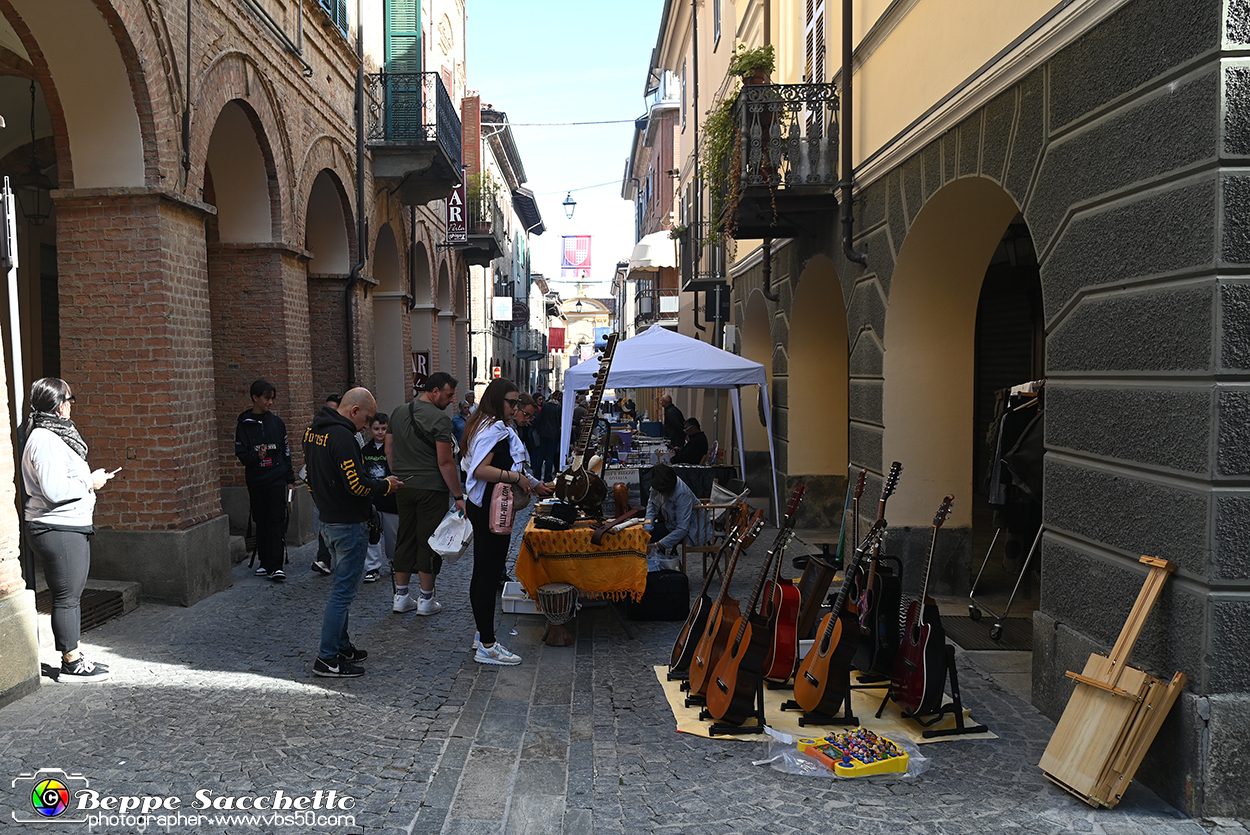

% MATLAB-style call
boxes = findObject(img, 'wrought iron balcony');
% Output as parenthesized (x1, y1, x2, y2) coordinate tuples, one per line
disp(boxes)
(635, 284, 680, 327)
(513, 327, 546, 361)
(721, 82, 840, 239)
(366, 71, 463, 206)
(677, 220, 727, 291)
(458, 190, 506, 267)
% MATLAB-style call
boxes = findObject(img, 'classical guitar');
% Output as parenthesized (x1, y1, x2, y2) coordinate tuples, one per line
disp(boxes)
(793, 518, 889, 716)
(852, 461, 903, 673)
(760, 526, 802, 684)
(796, 468, 866, 640)
(669, 503, 751, 672)
(686, 509, 765, 698)
(705, 485, 807, 725)
(554, 332, 619, 514)
(891, 494, 954, 716)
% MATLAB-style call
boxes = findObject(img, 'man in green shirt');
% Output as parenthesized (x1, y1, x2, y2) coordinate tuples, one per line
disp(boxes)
(386, 372, 465, 615)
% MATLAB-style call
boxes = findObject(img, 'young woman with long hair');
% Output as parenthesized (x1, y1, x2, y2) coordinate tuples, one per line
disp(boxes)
(461, 378, 534, 664)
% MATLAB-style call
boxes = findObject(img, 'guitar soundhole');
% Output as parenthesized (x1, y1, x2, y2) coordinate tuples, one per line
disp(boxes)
(715, 678, 728, 693)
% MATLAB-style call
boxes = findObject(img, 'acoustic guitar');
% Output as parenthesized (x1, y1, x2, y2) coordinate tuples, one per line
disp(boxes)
(668, 503, 752, 672)
(795, 468, 866, 639)
(554, 332, 619, 513)
(792, 518, 889, 716)
(705, 485, 807, 725)
(686, 509, 766, 698)
(891, 494, 954, 716)
(852, 461, 903, 673)
(760, 527, 802, 684)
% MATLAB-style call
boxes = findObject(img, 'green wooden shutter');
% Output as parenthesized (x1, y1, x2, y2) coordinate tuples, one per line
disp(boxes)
(385, 0, 422, 73)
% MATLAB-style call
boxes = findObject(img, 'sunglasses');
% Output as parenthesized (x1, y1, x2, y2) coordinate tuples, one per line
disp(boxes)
(504, 397, 520, 406)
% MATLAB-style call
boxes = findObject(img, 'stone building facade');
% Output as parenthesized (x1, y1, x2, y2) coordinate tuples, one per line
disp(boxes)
(642, 0, 1250, 817)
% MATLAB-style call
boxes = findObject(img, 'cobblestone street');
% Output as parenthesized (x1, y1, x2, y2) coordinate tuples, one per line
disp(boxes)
(1, 514, 1244, 835)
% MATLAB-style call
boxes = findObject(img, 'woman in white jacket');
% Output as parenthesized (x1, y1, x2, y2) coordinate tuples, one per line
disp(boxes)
(22, 378, 117, 682)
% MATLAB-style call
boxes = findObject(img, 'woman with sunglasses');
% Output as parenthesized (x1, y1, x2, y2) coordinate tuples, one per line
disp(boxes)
(461, 378, 535, 665)
(21, 378, 118, 682)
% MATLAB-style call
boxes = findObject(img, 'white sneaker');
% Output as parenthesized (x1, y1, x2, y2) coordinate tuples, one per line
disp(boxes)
(475, 642, 521, 666)
(469, 631, 481, 650)
(392, 593, 419, 614)
(416, 595, 443, 616)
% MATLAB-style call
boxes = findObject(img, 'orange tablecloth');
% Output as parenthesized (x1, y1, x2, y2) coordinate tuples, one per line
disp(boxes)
(516, 519, 648, 603)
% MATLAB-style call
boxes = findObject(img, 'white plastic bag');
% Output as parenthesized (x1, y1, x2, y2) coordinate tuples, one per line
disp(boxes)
(429, 509, 472, 563)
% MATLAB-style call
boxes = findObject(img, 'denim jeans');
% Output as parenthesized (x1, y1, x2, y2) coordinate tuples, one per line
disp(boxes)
(318, 520, 368, 661)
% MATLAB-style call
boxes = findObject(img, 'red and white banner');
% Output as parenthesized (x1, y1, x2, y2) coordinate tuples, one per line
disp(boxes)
(548, 327, 566, 351)
(561, 236, 591, 269)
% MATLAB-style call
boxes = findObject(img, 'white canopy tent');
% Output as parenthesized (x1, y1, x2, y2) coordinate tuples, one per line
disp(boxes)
(559, 324, 780, 521)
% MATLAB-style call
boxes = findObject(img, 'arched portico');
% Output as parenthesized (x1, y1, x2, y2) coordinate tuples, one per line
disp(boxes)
(882, 177, 1020, 531)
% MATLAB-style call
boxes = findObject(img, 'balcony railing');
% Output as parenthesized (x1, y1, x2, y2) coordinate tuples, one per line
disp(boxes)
(734, 82, 839, 188)
(678, 220, 727, 291)
(514, 328, 546, 360)
(636, 285, 680, 326)
(365, 71, 462, 166)
(712, 81, 840, 239)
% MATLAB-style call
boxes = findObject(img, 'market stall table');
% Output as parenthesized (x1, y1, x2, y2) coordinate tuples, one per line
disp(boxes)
(516, 518, 648, 643)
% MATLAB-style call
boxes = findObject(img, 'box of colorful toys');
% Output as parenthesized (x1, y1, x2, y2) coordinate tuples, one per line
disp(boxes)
(796, 729, 909, 777)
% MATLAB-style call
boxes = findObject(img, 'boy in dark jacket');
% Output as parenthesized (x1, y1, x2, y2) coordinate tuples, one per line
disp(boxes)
(304, 388, 402, 677)
(235, 379, 295, 581)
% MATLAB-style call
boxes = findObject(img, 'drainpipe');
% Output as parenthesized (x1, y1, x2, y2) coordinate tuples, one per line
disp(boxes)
(841, 0, 868, 266)
(761, 237, 778, 301)
(182, 0, 192, 179)
(345, 0, 367, 388)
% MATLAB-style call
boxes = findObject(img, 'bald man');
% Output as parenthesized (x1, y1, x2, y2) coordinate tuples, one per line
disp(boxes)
(304, 387, 402, 677)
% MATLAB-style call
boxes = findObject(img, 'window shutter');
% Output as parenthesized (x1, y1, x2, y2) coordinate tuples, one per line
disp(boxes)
(385, 0, 422, 73)
(804, 0, 825, 83)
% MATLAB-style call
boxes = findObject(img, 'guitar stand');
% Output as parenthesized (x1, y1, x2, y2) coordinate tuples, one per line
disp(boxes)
(779, 669, 859, 727)
(875, 644, 988, 738)
(704, 676, 768, 736)
(684, 692, 705, 709)
(666, 668, 689, 682)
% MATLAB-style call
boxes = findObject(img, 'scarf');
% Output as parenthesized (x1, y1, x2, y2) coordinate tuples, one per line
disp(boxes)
(29, 411, 88, 461)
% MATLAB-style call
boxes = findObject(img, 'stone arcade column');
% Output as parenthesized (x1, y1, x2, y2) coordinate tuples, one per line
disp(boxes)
(54, 187, 230, 605)
(1027, 0, 1250, 817)
(210, 243, 315, 539)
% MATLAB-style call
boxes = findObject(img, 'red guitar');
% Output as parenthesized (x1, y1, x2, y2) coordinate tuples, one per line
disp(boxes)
(686, 510, 765, 699)
(760, 526, 802, 683)
(792, 518, 889, 716)
(706, 486, 806, 725)
(891, 494, 954, 716)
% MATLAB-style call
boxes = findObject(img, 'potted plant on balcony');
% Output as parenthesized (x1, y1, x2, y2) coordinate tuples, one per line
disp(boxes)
(466, 172, 502, 234)
(727, 43, 775, 85)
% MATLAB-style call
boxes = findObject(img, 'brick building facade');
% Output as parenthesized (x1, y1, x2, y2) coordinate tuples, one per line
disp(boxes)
(0, 0, 471, 707)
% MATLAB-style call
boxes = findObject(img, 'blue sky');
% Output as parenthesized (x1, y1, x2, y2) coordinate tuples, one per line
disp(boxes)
(466, 0, 664, 299)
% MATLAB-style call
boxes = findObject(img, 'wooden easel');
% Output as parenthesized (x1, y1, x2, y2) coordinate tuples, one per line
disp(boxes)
(1039, 556, 1187, 808)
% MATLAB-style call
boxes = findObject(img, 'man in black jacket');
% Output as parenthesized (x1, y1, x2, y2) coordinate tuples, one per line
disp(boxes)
(671, 418, 709, 465)
(304, 388, 402, 677)
(661, 393, 685, 450)
(235, 380, 296, 581)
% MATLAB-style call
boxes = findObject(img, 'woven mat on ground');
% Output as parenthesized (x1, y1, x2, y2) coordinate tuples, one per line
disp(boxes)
(516, 520, 648, 603)
(653, 666, 996, 745)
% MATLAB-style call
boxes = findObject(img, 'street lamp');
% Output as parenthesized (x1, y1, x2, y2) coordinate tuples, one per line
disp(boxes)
(15, 81, 52, 226)
(562, 192, 576, 220)
(575, 298, 583, 313)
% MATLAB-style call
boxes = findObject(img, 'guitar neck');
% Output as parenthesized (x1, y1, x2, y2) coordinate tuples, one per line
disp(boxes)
(572, 334, 619, 467)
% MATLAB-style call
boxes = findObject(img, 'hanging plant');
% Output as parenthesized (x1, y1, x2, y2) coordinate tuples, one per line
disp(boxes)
(699, 95, 741, 246)
(727, 43, 776, 82)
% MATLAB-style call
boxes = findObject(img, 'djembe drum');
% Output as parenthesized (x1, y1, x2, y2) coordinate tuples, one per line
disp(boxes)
(537, 582, 579, 647)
